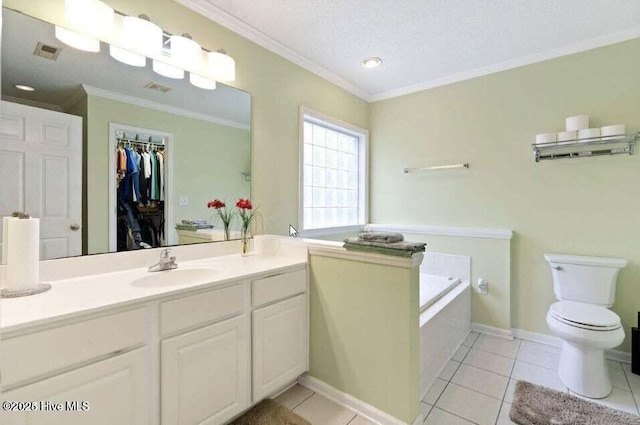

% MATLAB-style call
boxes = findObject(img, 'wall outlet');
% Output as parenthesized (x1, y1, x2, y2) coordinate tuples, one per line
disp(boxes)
(179, 196, 189, 206)
(477, 278, 489, 295)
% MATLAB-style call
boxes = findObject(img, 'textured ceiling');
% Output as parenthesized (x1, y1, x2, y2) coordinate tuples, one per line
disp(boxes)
(180, 0, 640, 101)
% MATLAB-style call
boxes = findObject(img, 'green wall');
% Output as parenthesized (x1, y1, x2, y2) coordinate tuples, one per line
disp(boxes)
(84, 94, 250, 254)
(370, 39, 640, 351)
(309, 255, 420, 424)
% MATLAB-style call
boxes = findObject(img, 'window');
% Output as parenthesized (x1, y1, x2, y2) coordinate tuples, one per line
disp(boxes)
(300, 107, 368, 235)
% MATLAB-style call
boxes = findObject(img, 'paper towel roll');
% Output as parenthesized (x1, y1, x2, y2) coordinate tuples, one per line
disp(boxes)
(6, 218, 40, 291)
(566, 115, 589, 131)
(601, 124, 626, 138)
(578, 128, 601, 140)
(557, 131, 577, 142)
(2, 216, 18, 265)
(536, 133, 556, 144)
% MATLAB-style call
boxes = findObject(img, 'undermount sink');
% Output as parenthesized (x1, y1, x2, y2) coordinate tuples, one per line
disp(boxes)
(131, 268, 219, 288)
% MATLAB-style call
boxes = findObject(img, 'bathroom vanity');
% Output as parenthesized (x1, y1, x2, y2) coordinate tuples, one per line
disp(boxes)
(0, 252, 309, 425)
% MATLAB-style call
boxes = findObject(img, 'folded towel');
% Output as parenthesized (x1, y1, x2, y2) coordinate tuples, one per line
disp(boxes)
(358, 231, 404, 243)
(343, 243, 415, 257)
(344, 237, 426, 253)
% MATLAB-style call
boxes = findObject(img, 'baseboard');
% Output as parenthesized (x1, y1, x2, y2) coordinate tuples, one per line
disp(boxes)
(298, 374, 421, 425)
(471, 322, 514, 340)
(509, 327, 631, 364)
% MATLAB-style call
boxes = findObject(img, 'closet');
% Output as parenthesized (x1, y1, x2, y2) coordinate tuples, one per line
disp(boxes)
(115, 131, 167, 251)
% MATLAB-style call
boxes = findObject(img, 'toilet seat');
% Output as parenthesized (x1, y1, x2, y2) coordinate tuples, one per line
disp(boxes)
(549, 301, 621, 331)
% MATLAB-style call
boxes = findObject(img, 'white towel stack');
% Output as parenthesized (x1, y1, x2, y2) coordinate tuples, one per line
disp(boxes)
(535, 115, 627, 144)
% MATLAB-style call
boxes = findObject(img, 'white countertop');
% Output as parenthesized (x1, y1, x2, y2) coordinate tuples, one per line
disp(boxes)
(1, 253, 307, 334)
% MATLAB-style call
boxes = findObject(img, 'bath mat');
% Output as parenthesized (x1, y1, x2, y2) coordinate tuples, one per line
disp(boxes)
(511, 381, 640, 425)
(230, 399, 311, 425)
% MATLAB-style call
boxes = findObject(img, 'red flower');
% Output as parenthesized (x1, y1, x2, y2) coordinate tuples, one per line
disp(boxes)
(207, 199, 225, 209)
(236, 198, 253, 210)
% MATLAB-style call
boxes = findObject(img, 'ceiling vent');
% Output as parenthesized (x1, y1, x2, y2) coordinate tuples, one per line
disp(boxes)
(33, 42, 62, 60)
(144, 82, 173, 93)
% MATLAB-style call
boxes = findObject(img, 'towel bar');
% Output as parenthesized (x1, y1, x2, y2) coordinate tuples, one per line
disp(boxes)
(403, 163, 469, 173)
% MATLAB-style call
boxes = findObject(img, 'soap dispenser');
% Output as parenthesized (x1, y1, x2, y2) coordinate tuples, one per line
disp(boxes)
(633, 312, 640, 375)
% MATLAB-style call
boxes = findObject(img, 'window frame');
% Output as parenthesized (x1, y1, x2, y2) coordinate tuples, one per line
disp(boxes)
(298, 106, 369, 237)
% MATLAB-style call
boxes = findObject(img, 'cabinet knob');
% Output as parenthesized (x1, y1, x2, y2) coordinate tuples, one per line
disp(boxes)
(70, 224, 81, 231)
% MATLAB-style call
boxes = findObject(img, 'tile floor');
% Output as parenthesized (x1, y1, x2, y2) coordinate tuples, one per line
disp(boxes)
(275, 331, 640, 425)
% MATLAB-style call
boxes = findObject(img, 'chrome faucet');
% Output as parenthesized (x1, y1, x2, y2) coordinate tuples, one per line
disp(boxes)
(148, 248, 178, 272)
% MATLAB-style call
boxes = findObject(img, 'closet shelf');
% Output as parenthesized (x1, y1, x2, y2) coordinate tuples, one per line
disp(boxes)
(532, 133, 638, 162)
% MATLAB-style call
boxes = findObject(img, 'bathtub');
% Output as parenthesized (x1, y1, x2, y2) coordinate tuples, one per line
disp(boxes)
(419, 273, 471, 400)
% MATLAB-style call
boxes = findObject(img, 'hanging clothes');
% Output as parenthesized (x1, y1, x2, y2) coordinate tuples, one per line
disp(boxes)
(138, 149, 149, 205)
(156, 151, 165, 201)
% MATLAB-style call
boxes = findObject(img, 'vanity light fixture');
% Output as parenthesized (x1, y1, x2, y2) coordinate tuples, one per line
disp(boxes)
(190, 74, 217, 90)
(110, 45, 146, 67)
(152, 60, 185, 79)
(55, 26, 100, 52)
(362, 57, 382, 69)
(121, 15, 163, 59)
(64, 0, 114, 38)
(170, 34, 201, 71)
(15, 84, 35, 92)
(206, 50, 236, 81)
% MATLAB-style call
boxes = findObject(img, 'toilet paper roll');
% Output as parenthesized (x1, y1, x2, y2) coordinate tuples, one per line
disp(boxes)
(6, 218, 40, 291)
(557, 131, 577, 142)
(536, 133, 557, 144)
(2, 216, 18, 265)
(566, 115, 589, 131)
(578, 128, 601, 141)
(601, 124, 626, 138)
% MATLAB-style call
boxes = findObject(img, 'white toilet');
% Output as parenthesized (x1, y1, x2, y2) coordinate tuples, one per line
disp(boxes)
(545, 253, 627, 399)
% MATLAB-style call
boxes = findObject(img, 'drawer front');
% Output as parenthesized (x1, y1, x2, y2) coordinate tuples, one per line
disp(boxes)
(252, 269, 307, 307)
(160, 283, 246, 337)
(1, 308, 146, 389)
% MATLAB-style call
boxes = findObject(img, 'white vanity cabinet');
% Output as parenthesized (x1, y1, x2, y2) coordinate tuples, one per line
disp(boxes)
(0, 348, 149, 425)
(0, 308, 149, 425)
(251, 269, 309, 401)
(160, 284, 251, 425)
(0, 263, 309, 425)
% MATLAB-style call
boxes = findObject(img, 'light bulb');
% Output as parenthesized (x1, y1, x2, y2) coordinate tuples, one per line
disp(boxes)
(190, 74, 217, 90)
(121, 16, 163, 59)
(152, 60, 185, 79)
(64, 0, 114, 37)
(55, 26, 100, 52)
(170, 35, 201, 71)
(110, 45, 146, 67)
(206, 51, 235, 81)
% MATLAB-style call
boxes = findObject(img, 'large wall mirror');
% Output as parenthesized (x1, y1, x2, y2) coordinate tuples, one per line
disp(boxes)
(0, 7, 251, 260)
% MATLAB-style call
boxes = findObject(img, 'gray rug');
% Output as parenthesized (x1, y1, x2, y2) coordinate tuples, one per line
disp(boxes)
(230, 399, 311, 425)
(511, 381, 640, 425)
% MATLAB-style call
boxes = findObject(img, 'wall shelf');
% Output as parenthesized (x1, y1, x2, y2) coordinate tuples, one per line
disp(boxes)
(532, 133, 638, 162)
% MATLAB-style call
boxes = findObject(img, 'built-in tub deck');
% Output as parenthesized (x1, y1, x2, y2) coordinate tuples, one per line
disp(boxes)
(420, 274, 462, 312)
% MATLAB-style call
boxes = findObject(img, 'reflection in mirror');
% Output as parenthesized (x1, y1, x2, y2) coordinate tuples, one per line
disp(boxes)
(0, 7, 251, 260)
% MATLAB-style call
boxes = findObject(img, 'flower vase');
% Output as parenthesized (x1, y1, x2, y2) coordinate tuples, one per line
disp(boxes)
(223, 224, 230, 241)
(241, 228, 249, 255)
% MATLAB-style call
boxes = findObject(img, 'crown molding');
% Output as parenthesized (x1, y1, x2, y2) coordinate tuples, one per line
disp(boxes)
(369, 26, 640, 102)
(79, 84, 250, 130)
(176, 0, 372, 101)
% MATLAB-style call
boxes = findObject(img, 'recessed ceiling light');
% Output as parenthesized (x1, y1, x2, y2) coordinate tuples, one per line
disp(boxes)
(362, 57, 382, 69)
(15, 84, 35, 92)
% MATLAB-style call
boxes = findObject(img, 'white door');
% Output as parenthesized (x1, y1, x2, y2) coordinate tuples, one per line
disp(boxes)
(252, 294, 308, 401)
(161, 314, 250, 425)
(0, 101, 82, 259)
(0, 348, 149, 425)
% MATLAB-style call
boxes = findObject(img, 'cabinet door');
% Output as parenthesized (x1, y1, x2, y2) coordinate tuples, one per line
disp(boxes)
(253, 294, 308, 401)
(0, 348, 148, 425)
(161, 314, 250, 425)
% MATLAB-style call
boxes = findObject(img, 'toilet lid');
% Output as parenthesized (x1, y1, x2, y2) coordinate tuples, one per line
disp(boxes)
(550, 301, 621, 331)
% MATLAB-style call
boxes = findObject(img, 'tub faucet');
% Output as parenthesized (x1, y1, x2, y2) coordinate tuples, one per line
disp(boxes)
(148, 248, 178, 272)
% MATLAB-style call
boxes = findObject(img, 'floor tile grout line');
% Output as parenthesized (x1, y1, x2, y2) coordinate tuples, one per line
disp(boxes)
(444, 380, 506, 403)
(343, 412, 358, 425)
(432, 406, 481, 425)
(621, 368, 640, 415)
(461, 358, 515, 379)
(291, 390, 316, 411)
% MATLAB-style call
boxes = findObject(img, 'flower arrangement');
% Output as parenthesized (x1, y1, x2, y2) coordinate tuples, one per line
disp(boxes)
(236, 198, 259, 255)
(206, 197, 260, 253)
(207, 199, 234, 241)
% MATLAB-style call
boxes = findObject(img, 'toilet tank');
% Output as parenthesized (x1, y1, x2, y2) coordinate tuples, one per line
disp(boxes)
(544, 254, 627, 307)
